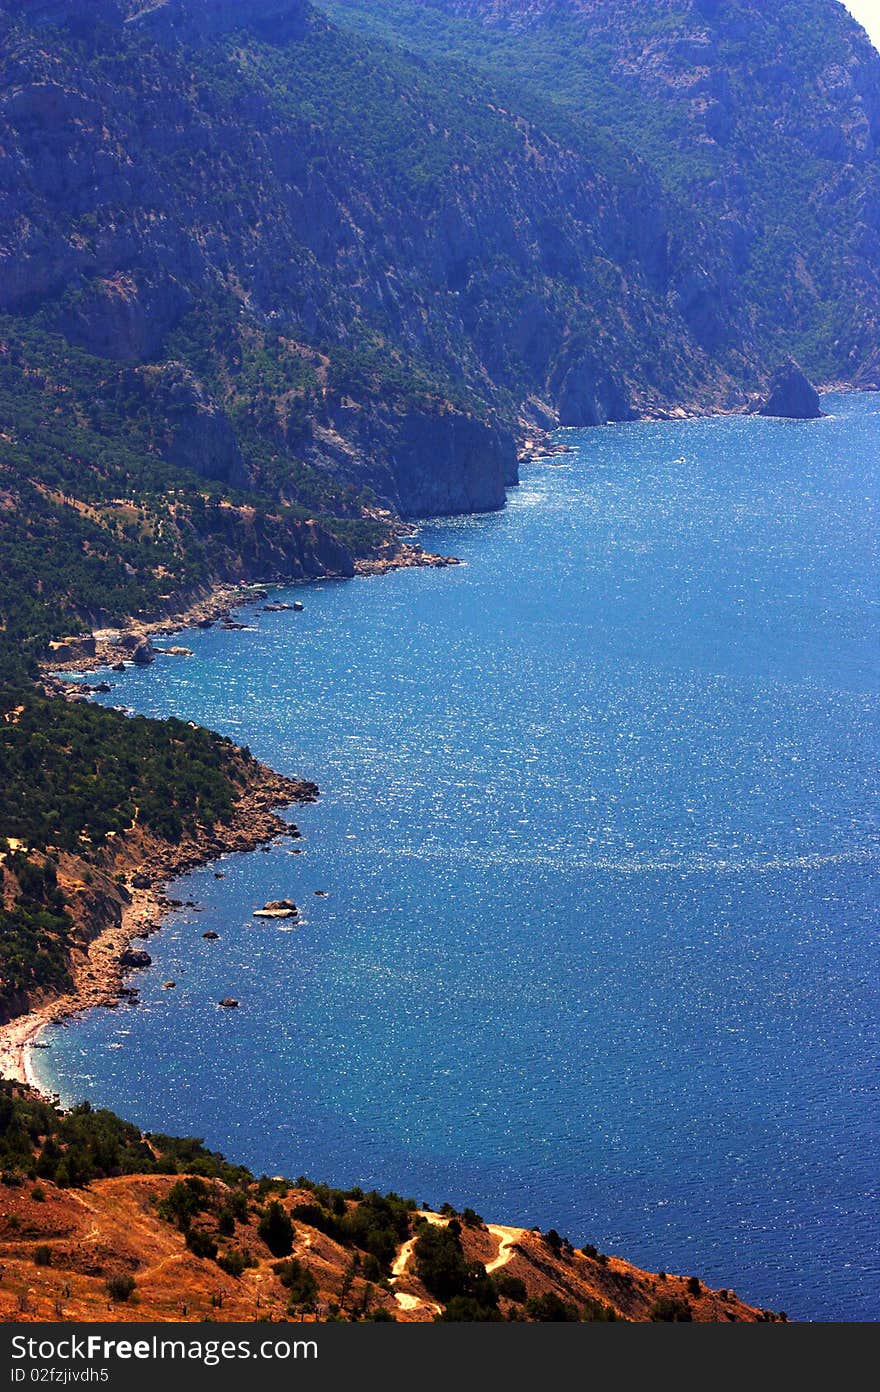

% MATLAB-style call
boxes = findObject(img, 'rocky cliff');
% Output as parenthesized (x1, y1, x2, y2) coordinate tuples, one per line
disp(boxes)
(1, 0, 876, 656)
(0, 0, 822, 536)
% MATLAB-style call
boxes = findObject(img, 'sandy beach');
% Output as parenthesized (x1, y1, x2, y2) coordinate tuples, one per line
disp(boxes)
(0, 882, 169, 1096)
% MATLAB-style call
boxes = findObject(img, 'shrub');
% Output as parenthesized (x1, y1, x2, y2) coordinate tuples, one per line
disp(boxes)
(186, 1228, 218, 1260)
(687, 1276, 702, 1297)
(650, 1295, 693, 1322)
(33, 1244, 52, 1267)
(258, 1200, 294, 1257)
(217, 1249, 249, 1279)
(222, 1192, 249, 1224)
(273, 1258, 318, 1306)
(106, 1274, 136, 1303)
(439, 1295, 504, 1322)
(525, 1292, 580, 1322)
(493, 1272, 527, 1303)
(290, 1202, 340, 1241)
(157, 1177, 210, 1231)
(339, 1192, 411, 1271)
(460, 1208, 483, 1228)
(413, 1223, 497, 1308)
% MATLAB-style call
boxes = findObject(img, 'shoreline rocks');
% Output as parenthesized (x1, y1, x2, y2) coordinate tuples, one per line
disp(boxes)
(118, 948, 151, 970)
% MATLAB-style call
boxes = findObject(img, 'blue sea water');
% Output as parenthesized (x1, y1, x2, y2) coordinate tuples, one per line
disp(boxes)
(40, 393, 878, 1320)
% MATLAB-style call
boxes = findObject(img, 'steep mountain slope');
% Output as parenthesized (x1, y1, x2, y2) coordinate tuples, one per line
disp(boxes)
(322, 0, 880, 386)
(0, 0, 774, 523)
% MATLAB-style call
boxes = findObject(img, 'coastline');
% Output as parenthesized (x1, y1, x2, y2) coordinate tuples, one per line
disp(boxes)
(43, 544, 460, 683)
(0, 766, 318, 1098)
(17, 531, 460, 1092)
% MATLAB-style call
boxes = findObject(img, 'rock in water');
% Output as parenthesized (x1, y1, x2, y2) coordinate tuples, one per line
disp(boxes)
(758, 361, 823, 419)
(254, 898, 298, 919)
(119, 948, 152, 970)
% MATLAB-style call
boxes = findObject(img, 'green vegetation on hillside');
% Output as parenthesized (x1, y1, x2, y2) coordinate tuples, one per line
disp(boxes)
(0, 698, 247, 851)
(0, 695, 256, 1014)
(320, 0, 880, 380)
(0, 1082, 252, 1188)
(0, 316, 389, 688)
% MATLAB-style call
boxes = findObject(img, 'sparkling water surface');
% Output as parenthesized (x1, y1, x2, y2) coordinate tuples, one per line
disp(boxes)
(40, 393, 879, 1320)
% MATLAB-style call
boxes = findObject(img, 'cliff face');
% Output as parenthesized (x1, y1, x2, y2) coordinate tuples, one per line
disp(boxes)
(300, 397, 517, 515)
(0, 0, 778, 532)
(758, 360, 823, 419)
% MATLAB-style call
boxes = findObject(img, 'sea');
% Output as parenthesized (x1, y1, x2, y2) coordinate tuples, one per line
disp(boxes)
(38, 391, 879, 1320)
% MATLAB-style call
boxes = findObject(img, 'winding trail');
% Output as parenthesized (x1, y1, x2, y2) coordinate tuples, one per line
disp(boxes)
(484, 1224, 524, 1274)
(390, 1212, 447, 1314)
(390, 1213, 524, 1313)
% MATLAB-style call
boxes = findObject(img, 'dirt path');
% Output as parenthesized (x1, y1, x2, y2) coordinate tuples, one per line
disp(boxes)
(390, 1212, 448, 1315)
(485, 1224, 525, 1273)
(390, 1212, 523, 1314)
(391, 1234, 418, 1279)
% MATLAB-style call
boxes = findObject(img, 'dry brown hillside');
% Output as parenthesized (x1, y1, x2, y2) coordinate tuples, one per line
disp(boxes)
(0, 1171, 783, 1324)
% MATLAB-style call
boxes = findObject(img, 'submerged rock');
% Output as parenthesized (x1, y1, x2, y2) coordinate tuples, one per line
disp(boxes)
(758, 360, 823, 418)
